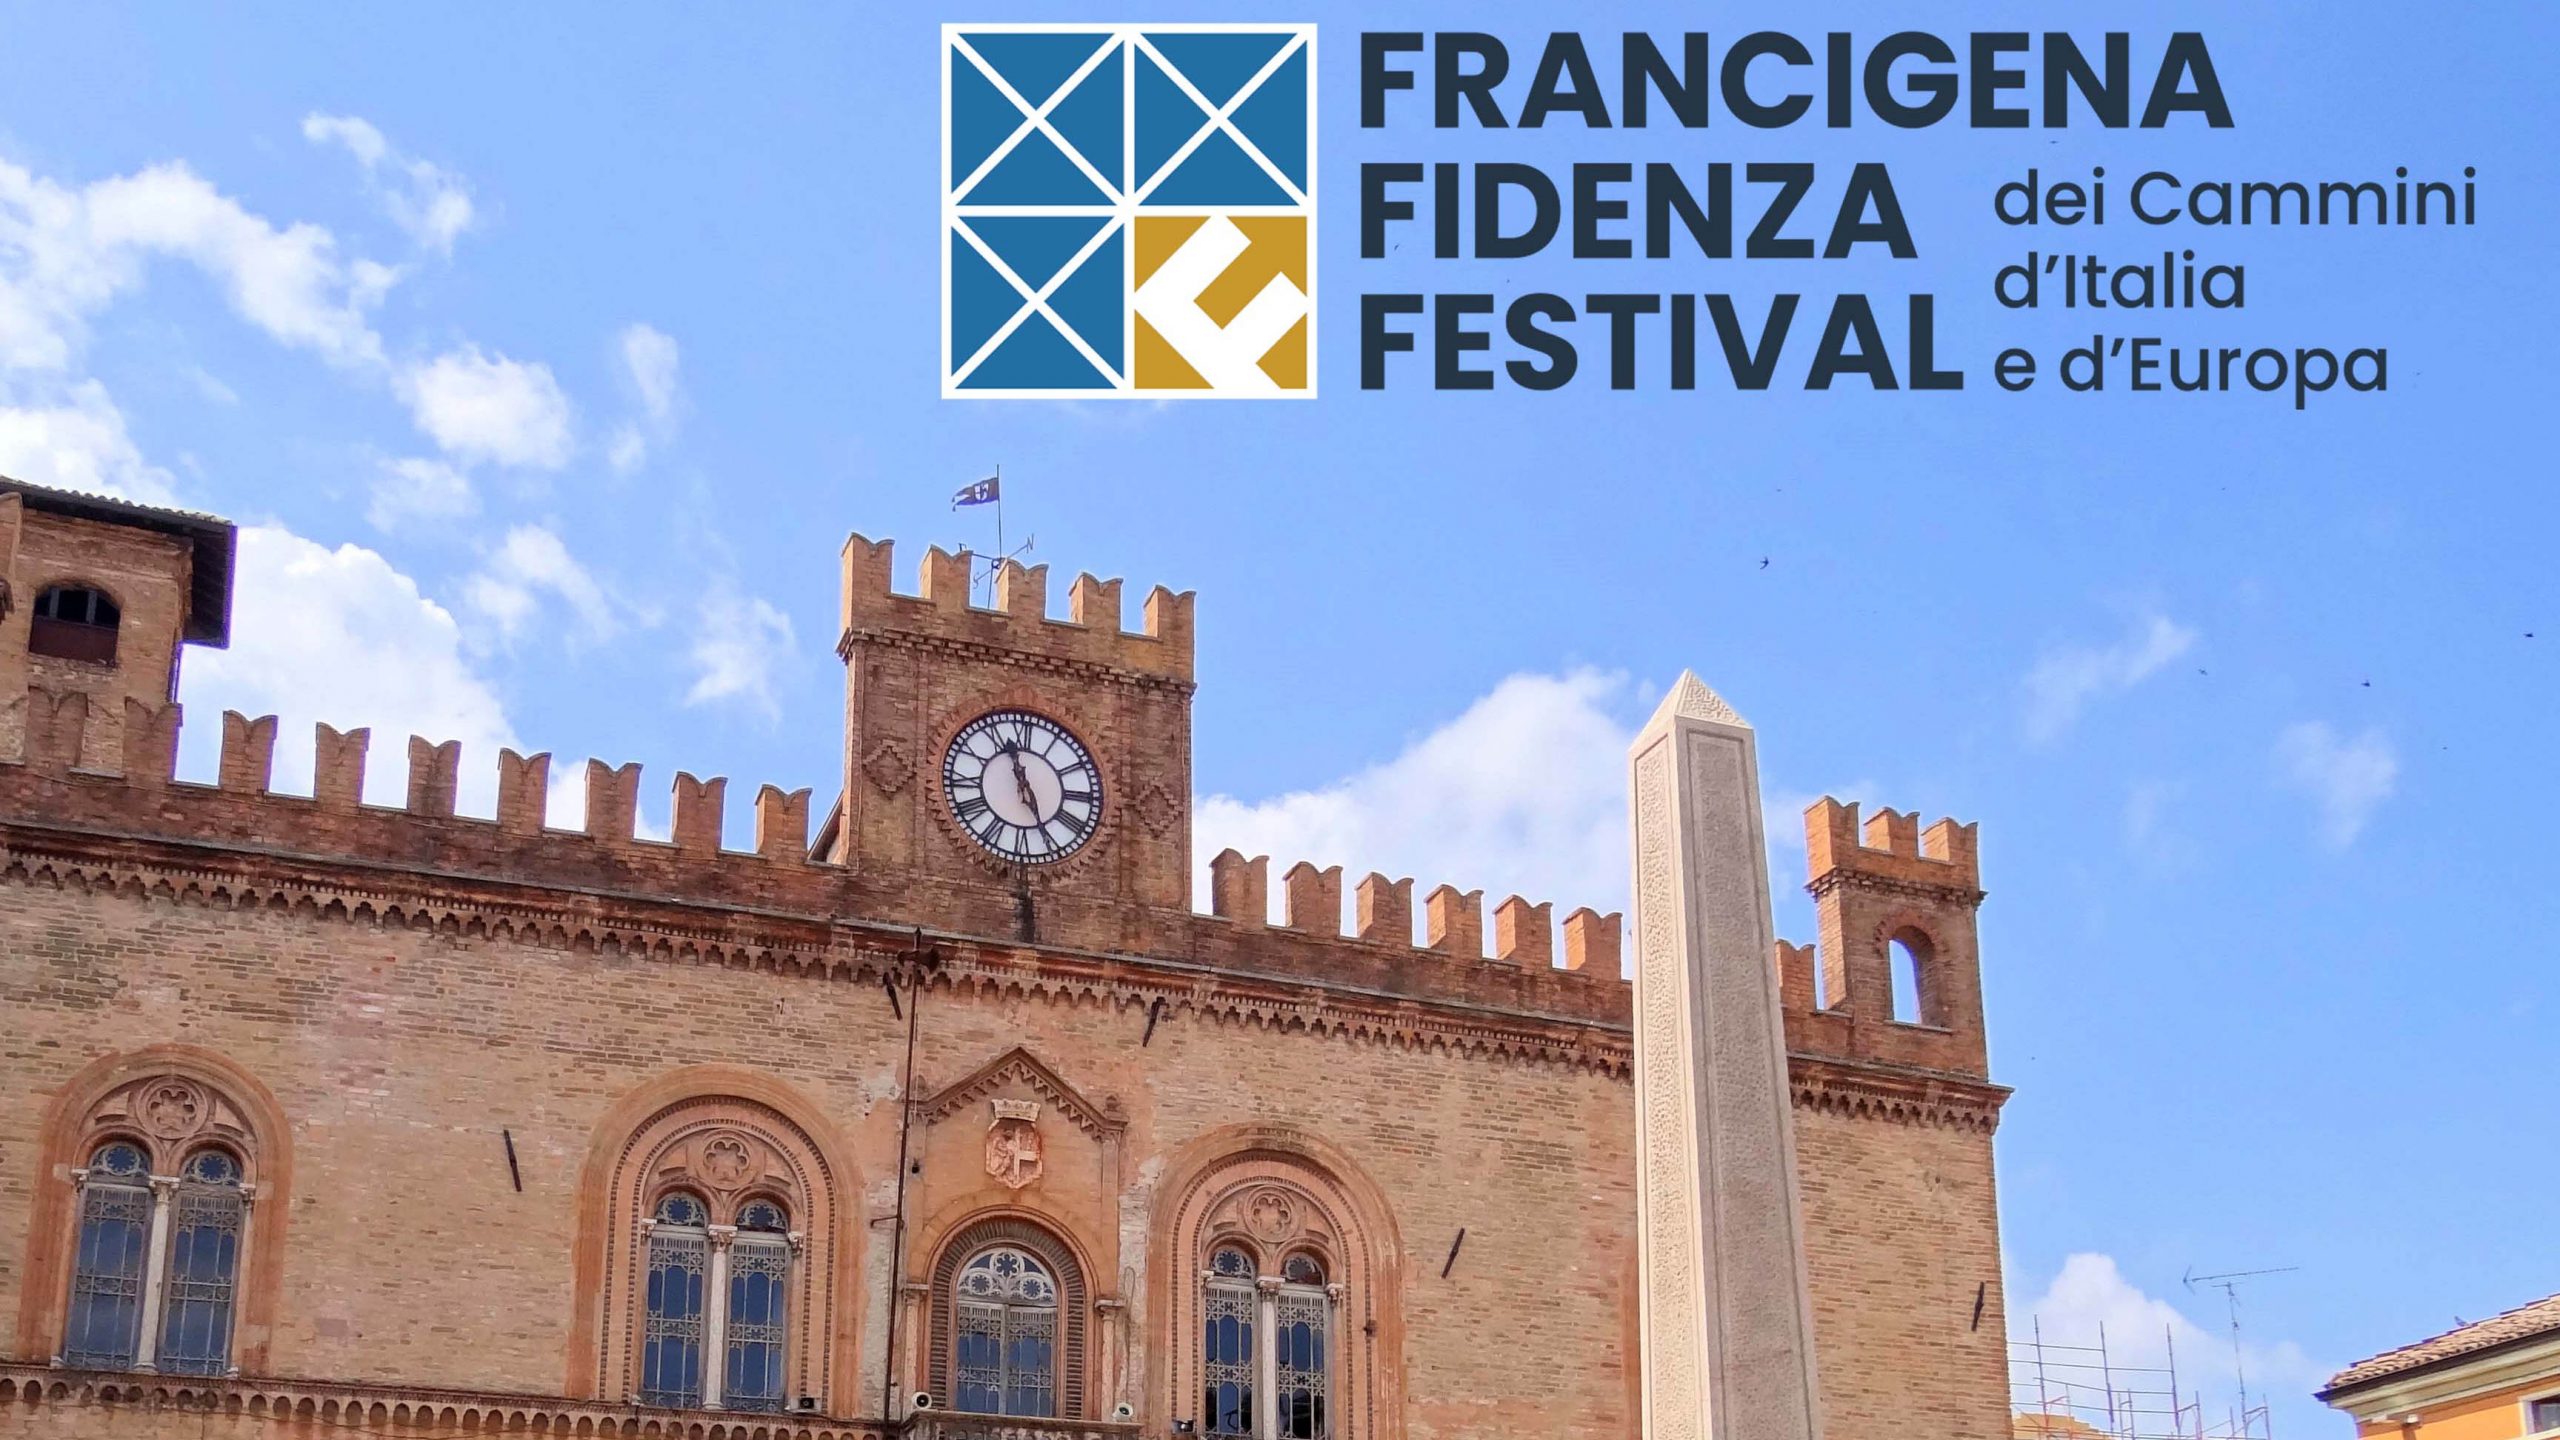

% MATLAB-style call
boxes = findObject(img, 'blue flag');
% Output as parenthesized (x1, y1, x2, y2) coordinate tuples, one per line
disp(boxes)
(952, 476, 1000, 507)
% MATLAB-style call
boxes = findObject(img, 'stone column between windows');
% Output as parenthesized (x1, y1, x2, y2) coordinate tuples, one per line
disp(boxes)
(1095, 1294, 1128, 1418)
(702, 1225, 737, 1410)
(897, 1281, 929, 1416)
(1255, 1276, 1283, 1440)
(130, 1175, 180, 1373)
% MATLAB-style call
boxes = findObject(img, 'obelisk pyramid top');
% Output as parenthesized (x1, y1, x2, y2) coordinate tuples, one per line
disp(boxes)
(1644, 670, 1749, 732)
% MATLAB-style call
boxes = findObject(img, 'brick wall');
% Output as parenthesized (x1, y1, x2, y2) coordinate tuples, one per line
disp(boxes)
(0, 866, 1637, 1439)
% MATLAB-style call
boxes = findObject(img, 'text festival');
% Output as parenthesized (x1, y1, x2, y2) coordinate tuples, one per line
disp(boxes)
(1354, 32, 2436, 400)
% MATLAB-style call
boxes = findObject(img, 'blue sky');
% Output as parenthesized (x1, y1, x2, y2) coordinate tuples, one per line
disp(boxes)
(4, 5, 2553, 1434)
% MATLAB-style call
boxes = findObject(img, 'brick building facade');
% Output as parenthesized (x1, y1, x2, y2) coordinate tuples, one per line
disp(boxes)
(0, 477, 2011, 1439)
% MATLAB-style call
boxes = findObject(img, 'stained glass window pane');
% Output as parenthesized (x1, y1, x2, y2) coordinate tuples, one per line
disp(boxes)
(63, 1177, 150, 1370)
(158, 1176, 242, 1376)
(640, 1226, 707, 1407)
(725, 1236, 790, 1412)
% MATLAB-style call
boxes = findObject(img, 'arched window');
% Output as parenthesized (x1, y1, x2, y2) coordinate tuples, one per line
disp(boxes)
(726, 1199, 793, 1412)
(30, 584, 121, 663)
(1197, 1239, 1335, 1440)
(1163, 1142, 1399, 1440)
(1888, 933, 1930, 1025)
(62, 1142, 150, 1369)
(631, 1179, 802, 1413)
(640, 1193, 709, 1407)
(157, 1148, 245, 1376)
(928, 1218, 1088, 1419)
(1203, 1247, 1257, 1435)
(55, 1075, 264, 1377)
(581, 1088, 842, 1415)
(1274, 1254, 1330, 1440)
(952, 1246, 1059, 1417)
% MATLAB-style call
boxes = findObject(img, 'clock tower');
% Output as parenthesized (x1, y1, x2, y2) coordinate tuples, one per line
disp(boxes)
(831, 533, 1196, 953)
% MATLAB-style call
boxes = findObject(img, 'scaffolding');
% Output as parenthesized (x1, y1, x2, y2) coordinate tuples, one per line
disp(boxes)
(2011, 1317, 2274, 1440)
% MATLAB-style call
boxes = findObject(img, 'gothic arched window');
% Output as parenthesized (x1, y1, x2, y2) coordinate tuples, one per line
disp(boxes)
(54, 1070, 267, 1378)
(630, 1178, 802, 1413)
(726, 1198, 793, 1412)
(953, 1246, 1059, 1417)
(928, 1218, 1088, 1419)
(1196, 1239, 1334, 1440)
(61, 1142, 150, 1369)
(156, 1148, 246, 1376)
(30, 583, 122, 663)
(1165, 1144, 1400, 1440)
(583, 1090, 840, 1415)
(639, 1193, 710, 1408)
(1203, 1246, 1257, 1435)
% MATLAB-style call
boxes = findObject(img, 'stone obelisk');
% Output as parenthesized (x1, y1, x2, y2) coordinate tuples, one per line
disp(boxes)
(1628, 674, 1823, 1440)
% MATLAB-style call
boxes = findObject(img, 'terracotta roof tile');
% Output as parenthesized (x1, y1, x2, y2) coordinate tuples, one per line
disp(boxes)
(2323, 1292, 2560, 1395)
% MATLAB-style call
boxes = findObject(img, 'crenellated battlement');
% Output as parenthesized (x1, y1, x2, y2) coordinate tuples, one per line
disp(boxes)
(0, 685, 1629, 1046)
(1805, 797, 1981, 898)
(837, 533, 1194, 686)
(4, 688, 819, 865)
(1203, 846, 1626, 978)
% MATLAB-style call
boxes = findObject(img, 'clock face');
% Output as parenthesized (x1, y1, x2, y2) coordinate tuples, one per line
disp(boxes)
(942, 709, 1104, 864)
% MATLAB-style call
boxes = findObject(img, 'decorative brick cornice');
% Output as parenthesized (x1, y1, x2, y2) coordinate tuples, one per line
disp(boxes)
(838, 627, 1197, 700)
(0, 829, 1633, 1081)
(0, 1364, 893, 1437)
(1787, 1054, 2010, 1133)
(1805, 869, 1986, 908)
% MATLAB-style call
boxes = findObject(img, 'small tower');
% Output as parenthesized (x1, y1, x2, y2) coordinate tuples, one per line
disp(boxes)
(1800, 798, 1989, 1076)
(0, 478, 234, 771)
(1778, 798, 2011, 1440)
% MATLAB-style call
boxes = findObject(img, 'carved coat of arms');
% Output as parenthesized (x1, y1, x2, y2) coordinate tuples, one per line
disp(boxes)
(985, 1098, 1043, 1190)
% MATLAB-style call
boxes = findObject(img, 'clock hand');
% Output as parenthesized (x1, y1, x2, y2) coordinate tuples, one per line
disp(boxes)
(1006, 749, 1040, 812)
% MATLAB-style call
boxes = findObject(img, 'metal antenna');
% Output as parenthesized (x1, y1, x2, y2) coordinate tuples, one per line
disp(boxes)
(2184, 1265, 2298, 1439)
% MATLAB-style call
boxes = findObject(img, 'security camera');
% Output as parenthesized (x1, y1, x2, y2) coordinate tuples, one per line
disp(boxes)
(1113, 1401, 1136, 1419)
(911, 1391, 936, 1411)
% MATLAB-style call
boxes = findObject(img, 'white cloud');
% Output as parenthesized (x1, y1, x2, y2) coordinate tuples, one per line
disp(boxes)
(0, 378, 181, 504)
(684, 585, 795, 718)
(81, 163, 390, 370)
(462, 523, 619, 644)
(2011, 1254, 2328, 1438)
(606, 424, 647, 475)
(618, 323, 680, 425)
(1194, 670, 1638, 937)
(0, 155, 390, 374)
(2023, 613, 2198, 742)
(366, 455, 478, 530)
(2274, 721, 2397, 848)
(183, 524, 518, 810)
(401, 345, 571, 469)
(606, 323, 680, 473)
(301, 113, 476, 256)
(184, 365, 238, 406)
